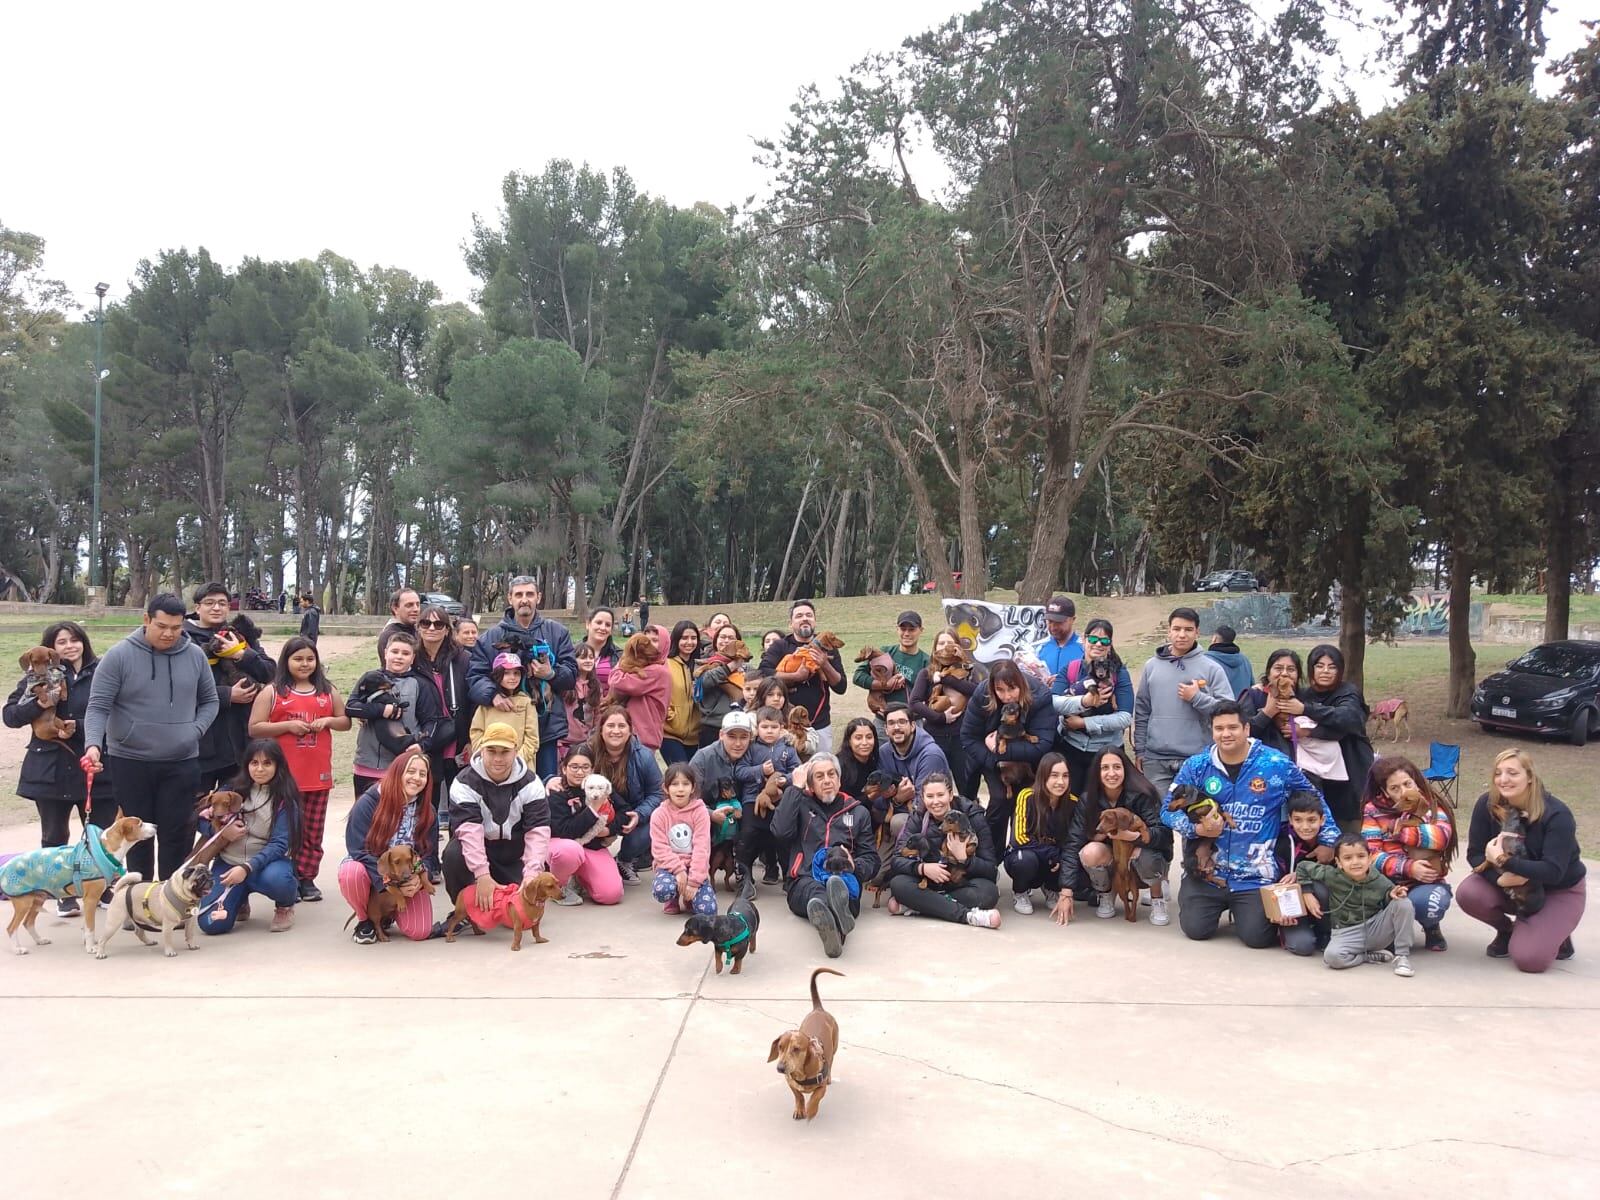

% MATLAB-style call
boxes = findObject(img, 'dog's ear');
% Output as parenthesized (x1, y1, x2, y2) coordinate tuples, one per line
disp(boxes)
(767, 1036, 784, 1063)
(18, 650, 35, 669)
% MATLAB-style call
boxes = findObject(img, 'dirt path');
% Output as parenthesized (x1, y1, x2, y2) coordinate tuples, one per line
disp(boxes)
(0, 634, 372, 827)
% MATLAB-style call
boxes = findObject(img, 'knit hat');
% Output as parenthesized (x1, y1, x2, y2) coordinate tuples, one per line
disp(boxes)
(480, 722, 519, 750)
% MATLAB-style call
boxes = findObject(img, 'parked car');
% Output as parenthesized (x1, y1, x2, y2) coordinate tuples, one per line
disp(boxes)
(422, 592, 467, 617)
(1472, 640, 1600, 746)
(1192, 570, 1260, 592)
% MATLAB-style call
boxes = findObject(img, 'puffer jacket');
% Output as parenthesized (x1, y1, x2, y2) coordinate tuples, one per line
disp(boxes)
(4, 658, 116, 809)
(890, 795, 998, 882)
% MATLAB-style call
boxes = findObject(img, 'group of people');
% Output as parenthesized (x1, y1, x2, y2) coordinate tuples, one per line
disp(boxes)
(2, 582, 1585, 975)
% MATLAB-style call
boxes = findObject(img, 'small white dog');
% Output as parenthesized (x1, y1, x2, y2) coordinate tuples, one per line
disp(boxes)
(581, 773, 615, 816)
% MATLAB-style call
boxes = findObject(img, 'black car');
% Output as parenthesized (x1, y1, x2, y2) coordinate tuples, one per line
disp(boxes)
(422, 592, 467, 618)
(1472, 641, 1600, 746)
(1193, 570, 1260, 592)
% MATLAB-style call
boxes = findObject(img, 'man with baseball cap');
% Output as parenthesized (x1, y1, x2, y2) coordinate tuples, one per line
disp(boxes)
(1037, 595, 1083, 683)
(853, 609, 930, 715)
(690, 711, 764, 870)
(439, 720, 551, 928)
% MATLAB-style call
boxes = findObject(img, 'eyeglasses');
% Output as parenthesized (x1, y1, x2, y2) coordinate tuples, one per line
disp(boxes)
(418, 618, 448, 629)
(1085, 635, 1112, 646)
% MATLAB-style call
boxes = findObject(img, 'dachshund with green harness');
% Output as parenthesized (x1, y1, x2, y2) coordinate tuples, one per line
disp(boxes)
(676, 868, 760, 974)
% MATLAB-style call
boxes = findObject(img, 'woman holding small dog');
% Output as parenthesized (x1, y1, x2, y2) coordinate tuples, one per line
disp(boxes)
(607, 631, 672, 754)
(197, 739, 303, 935)
(1361, 755, 1457, 952)
(1054, 748, 1169, 926)
(1002, 752, 1075, 916)
(340, 747, 437, 944)
(887, 773, 1003, 927)
(695, 623, 748, 748)
(1458, 748, 1585, 972)
(960, 660, 1059, 857)
(1297, 645, 1375, 830)
(585, 706, 665, 885)
(4, 620, 118, 918)
(1050, 618, 1135, 797)
(909, 627, 980, 799)
(544, 748, 624, 907)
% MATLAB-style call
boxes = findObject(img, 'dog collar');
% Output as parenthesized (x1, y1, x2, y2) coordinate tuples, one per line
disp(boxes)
(793, 1064, 830, 1089)
(718, 911, 751, 964)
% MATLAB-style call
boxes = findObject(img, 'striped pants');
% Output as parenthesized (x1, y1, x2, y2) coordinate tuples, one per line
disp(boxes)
(337, 859, 435, 940)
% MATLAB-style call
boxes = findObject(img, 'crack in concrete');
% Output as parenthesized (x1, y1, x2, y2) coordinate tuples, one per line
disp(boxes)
(1280, 1137, 1600, 1170)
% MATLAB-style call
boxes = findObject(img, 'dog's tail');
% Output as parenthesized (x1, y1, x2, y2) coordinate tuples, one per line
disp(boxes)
(809, 966, 844, 1010)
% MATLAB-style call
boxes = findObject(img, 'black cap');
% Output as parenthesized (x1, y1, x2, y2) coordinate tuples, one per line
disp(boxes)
(896, 610, 923, 629)
(1043, 596, 1075, 619)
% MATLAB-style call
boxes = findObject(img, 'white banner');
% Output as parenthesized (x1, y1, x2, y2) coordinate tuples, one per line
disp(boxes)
(941, 598, 1051, 669)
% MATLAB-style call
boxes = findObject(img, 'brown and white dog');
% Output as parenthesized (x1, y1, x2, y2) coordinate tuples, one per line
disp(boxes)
(17, 646, 73, 742)
(768, 967, 844, 1121)
(94, 863, 215, 959)
(1, 813, 155, 954)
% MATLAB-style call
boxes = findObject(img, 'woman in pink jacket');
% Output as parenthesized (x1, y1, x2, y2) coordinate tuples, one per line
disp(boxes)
(606, 631, 670, 751)
(649, 763, 715, 915)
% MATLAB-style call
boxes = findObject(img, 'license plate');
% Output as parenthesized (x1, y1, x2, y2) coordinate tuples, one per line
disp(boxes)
(1492, 706, 1516, 718)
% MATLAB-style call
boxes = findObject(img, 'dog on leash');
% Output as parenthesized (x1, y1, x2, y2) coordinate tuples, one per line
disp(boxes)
(17, 647, 73, 742)
(342, 846, 434, 941)
(678, 868, 761, 974)
(768, 968, 845, 1121)
(1094, 808, 1148, 922)
(1369, 698, 1410, 742)
(446, 871, 563, 950)
(1, 813, 155, 954)
(187, 790, 247, 867)
(94, 863, 215, 958)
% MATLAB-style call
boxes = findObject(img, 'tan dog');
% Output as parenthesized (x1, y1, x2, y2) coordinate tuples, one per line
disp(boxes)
(784, 706, 819, 763)
(754, 770, 787, 819)
(17, 647, 73, 742)
(615, 632, 662, 676)
(926, 646, 971, 719)
(1369, 698, 1410, 742)
(446, 871, 563, 950)
(1, 813, 155, 954)
(1095, 808, 1148, 922)
(94, 863, 215, 958)
(768, 968, 844, 1121)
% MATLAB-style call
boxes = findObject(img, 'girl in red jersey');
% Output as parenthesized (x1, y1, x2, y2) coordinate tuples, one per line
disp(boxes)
(249, 635, 351, 902)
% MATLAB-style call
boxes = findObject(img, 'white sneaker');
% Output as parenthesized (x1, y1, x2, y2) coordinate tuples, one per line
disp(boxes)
(1364, 949, 1395, 964)
(1149, 898, 1170, 926)
(964, 907, 1002, 929)
(1012, 892, 1034, 916)
(1095, 892, 1116, 919)
(554, 879, 583, 906)
(1393, 955, 1414, 977)
(1139, 887, 1152, 907)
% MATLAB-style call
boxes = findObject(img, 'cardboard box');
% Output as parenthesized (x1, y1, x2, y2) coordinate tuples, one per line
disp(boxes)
(1260, 881, 1306, 922)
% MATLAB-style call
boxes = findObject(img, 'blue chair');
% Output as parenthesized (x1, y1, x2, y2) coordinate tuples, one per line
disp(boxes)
(1422, 742, 1461, 802)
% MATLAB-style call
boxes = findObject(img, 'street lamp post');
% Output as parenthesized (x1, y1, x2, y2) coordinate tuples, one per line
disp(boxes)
(89, 282, 108, 596)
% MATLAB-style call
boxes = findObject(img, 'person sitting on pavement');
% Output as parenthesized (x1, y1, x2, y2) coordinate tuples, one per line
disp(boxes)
(543, 747, 624, 908)
(852, 610, 930, 713)
(887, 772, 1003, 928)
(771, 752, 878, 958)
(1054, 747, 1170, 927)
(877, 702, 951, 829)
(1160, 702, 1337, 948)
(584, 705, 665, 885)
(1002, 752, 1075, 917)
(339, 747, 437, 944)
(1361, 755, 1457, 953)
(690, 711, 767, 871)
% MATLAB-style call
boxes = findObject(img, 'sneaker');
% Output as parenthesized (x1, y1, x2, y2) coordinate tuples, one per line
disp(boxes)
(1423, 926, 1447, 952)
(555, 879, 582, 906)
(1364, 949, 1395, 964)
(618, 861, 641, 886)
(663, 898, 681, 915)
(1095, 892, 1115, 919)
(297, 879, 323, 903)
(1557, 937, 1575, 961)
(1486, 929, 1512, 958)
(427, 869, 443, 887)
(56, 897, 81, 919)
(761, 863, 781, 885)
(429, 917, 472, 940)
(1393, 955, 1414, 977)
(964, 907, 1002, 929)
(1150, 898, 1170, 926)
(352, 920, 378, 945)
(1139, 887, 1152, 907)
(1041, 889, 1060, 908)
(237, 901, 252, 922)
(269, 906, 294, 933)
(1012, 892, 1035, 916)
(806, 897, 843, 957)
(825, 875, 855, 937)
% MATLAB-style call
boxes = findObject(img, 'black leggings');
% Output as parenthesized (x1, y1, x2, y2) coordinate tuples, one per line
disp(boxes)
(106, 755, 200, 882)
(887, 873, 1000, 922)
(735, 820, 781, 874)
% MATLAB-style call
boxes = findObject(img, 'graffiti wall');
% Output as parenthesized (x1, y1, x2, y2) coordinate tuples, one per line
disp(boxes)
(1398, 590, 1485, 637)
(1200, 591, 1483, 638)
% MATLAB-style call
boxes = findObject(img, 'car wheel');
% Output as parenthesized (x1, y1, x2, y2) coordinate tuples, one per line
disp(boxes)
(1478, 721, 1494, 734)
(1569, 708, 1593, 748)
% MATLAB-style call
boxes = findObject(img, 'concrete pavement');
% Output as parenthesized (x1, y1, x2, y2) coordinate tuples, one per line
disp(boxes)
(2, 814, 1596, 1199)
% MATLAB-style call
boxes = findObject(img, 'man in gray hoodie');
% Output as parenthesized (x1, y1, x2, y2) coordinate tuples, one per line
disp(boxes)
(83, 594, 220, 882)
(1133, 607, 1234, 797)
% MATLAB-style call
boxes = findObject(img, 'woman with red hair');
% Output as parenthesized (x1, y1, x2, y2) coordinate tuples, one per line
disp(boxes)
(337, 747, 436, 944)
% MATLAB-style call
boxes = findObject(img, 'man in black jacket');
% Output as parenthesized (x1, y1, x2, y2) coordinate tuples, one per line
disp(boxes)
(759, 600, 847, 753)
(771, 753, 878, 957)
(187, 582, 275, 792)
(887, 773, 1003, 927)
(298, 593, 321, 644)
(466, 575, 577, 779)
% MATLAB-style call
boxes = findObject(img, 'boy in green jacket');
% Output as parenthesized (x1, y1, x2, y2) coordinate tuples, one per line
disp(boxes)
(1297, 833, 1416, 977)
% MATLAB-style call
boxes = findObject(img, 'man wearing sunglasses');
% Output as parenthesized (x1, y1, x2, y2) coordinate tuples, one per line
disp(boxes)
(1036, 595, 1084, 684)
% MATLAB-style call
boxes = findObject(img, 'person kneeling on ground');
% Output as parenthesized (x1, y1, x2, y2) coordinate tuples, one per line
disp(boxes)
(1160, 702, 1337, 949)
(887, 773, 1003, 929)
(339, 747, 437, 943)
(439, 723, 551, 937)
(649, 764, 717, 916)
(543, 747, 624, 907)
(1054, 748, 1169, 926)
(197, 739, 301, 935)
(1296, 833, 1416, 977)
(771, 753, 878, 958)
(1273, 791, 1336, 955)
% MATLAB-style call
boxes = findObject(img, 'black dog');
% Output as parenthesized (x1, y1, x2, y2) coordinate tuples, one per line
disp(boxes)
(1479, 807, 1547, 916)
(677, 869, 760, 974)
(351, 669, 408, 717)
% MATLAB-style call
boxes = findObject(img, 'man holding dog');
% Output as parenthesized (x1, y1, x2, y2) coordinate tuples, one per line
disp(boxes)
(852, 610, 929, 711)
(440, 722, 551, 929)
(467, 575, 577, 778)
(82, 594, 220, 883)
(771, 753, 878, 957)
(760, 600, 847, 754)
(186, 582, 275, 793)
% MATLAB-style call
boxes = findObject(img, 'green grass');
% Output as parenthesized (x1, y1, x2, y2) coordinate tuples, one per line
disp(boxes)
(1479, 593, 1600, 626)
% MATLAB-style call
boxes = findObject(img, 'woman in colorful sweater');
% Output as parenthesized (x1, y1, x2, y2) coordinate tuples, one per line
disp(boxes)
(1361, 755, 1457, 952)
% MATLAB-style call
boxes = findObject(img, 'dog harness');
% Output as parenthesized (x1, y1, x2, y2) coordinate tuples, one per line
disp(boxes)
(0, 825, 124, 900)
(716, 911, 752, 965)
(122, 878, 194, 932)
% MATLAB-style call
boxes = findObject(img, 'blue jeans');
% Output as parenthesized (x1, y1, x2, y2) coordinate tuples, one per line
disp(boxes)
(198, 858, 298, 934)
(660, 737, 695, 766)
(621, 823, 652, 867)
(652, 869, 717, 914)
(1407, 881, 1452, 929)
(536, 743, 558, 780)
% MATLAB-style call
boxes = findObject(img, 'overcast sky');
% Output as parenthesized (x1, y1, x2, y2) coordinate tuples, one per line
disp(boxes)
(10, 1, 1590, 313)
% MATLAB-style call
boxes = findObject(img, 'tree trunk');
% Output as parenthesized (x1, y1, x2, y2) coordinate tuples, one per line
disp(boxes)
(774, 471, 816, 600)
(824, 487, 852, 597)
(1544, 449, 1573, 641)
(868, 413, 955, 595)
(1446, 545, 1476, 719)
(1337, 524, 1368, 692)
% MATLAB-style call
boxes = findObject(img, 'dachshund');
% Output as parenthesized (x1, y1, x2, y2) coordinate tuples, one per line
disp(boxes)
(1168, 786, 1236, 890)
(768, 967, 845, 1121)
(17, 647, 73, 742)
(708, 778, 742, 894)
(343, 846, 434, 942)
(446, 870, 564, 950)
(1473, 807, 1546, 916)
(615, 631, 662, 676)
(1392, 811, 1445, 874)
(855, 645, 897, 717)
(776, 631, 844, 677)
(896, 831, 944, 890)
(678, 868, 760, 974)
(1094, 808, 1148, 922)
(926, 644, 972, 718)
(699, 640, 754, 693)
(995, 701, 1036, 756)
(784, 705, 819, 763)
(186, 790, 247, 868)
(754, 770, 787, 819)
(861, 770, 906, 853)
